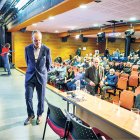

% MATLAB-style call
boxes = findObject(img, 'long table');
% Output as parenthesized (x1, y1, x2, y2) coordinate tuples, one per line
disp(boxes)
(47, 86, 140, 140)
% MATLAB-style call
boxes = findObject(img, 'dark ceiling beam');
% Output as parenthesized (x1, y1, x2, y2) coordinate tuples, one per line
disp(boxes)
(8, 0, 94, 32)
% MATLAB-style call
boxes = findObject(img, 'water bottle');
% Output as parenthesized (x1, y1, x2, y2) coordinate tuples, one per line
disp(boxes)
(76, 80, 80, 90)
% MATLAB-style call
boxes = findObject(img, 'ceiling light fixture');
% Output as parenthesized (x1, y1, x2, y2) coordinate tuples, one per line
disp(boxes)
(79, 4, 87, 9)
(32, 23, 37, 26)
(129, 17, 136, 21)
(55, 30, 59, 33)
(49, 16, 54, 20)
(93, 24, 99, 27)
(75, 34, 80, 39)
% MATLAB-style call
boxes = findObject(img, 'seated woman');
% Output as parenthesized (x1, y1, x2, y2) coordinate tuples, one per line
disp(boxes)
(100, 68, 118, 100)
(64, 66, 75, 91)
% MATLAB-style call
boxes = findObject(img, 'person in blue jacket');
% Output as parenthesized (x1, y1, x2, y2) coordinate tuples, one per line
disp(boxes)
(100, 68, 118, 100)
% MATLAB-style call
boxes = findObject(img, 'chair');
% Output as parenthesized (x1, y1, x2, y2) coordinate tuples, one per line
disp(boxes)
(66, 112, 112, 140)
(106, 88, 116, 98)
(42, 100, 69, 140)
(131, 71, 139, 76)
(128, 75, 139, 91)
(117, 77, 128, 96)
(120, 73, 129, 79)
(119, 90, 135, 110)
(132, 65, 139, 71)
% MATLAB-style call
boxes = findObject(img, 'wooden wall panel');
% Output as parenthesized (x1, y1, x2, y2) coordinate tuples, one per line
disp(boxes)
(106, 38, 125, 54)
(12, 32, 140, 68)
(12, 31, 98, 67)
(131, 42, 140, 51)
(12, 32, 32, 67)
(107, 38, 140, 55)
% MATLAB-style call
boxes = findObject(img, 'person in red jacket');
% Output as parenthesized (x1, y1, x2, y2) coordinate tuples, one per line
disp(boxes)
(1, 43, 11, 75)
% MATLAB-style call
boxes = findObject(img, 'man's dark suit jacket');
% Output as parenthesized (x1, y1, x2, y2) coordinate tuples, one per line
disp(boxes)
(85, 66, 100, 95)
(25, 44, 51, 85)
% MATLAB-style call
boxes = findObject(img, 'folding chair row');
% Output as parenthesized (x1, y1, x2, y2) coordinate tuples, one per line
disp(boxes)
(42, 100, 112, 140)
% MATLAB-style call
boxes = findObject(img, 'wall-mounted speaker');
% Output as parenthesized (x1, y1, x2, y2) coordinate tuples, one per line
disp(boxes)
(97, 37, 106, 43)
(61, 37, 68, 42)
(82, 37, 88, 42)
(97, 32, 106, 43)
(131, 38, 135, 43)
(108, 37, 116, 42)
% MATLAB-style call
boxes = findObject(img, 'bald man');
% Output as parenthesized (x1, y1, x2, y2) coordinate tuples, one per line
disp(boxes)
(24, 30, 51, 125)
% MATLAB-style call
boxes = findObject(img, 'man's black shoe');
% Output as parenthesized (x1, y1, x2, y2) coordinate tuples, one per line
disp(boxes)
(24, 115, 35, 125)
(36, 116, 42, 125)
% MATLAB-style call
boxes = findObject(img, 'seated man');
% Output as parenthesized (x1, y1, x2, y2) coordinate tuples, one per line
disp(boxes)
(121, 62, 132, 74)
(100, 68, 118, 100)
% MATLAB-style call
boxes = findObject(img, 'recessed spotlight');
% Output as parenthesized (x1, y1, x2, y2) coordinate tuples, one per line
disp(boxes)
(93, 24, 99, 27)
(55, 30, 59, 33)
(79, 4, 87, 9)
(75, 35, 80, 39)
(129, 17, 136, 21)
(32, 23, 37, 26)
(49, 16, 55, 20)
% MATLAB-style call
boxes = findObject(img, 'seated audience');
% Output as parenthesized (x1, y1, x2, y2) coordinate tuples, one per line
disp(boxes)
(101, 57, 109, 67)
(66, 67, 86, 91)
(54, 56, 62, 63)
(116, 62, 124, 72)
(109, 61, 117, 70)
(104, 65, 110, 76)
(121, 62, 132, 74)
(113, 48, 120, 59)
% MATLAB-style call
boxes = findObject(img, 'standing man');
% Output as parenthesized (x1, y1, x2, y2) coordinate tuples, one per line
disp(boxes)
(24, 30, 51, 125)
(85, 58, 101, 95)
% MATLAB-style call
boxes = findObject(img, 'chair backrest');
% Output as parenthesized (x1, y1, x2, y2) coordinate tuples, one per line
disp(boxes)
(135, 86, 140, 96)
(47, 100, 67, 128)
(120, 90, 134, 110)
(66, 112, 99, 140)
(120, 73, 129, 79)
(131, 71, 139, 76)
(117, 77, 128, 90)
(132, 65, 139, 71)
(128, 75, 139, 87)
